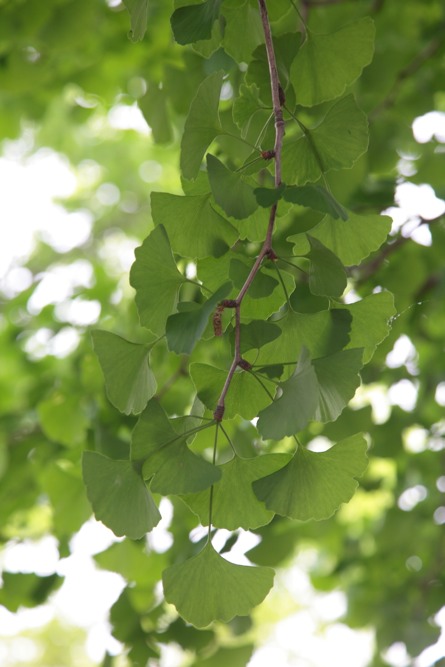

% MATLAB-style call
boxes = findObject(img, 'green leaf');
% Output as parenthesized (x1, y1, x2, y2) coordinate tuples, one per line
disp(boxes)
(230, 259, 277, 298)
(306, 235, 347, 297)
(232, 83, 267, 137)
(254, 184, 286, 208)
(191, 363, 273, 420)
(151, 192, 237, 259)
(130, 225, 186, 335)
(207, 155, 258, 220)
(312, 348, 363, 422)
(221, 0, 264, 63)
(82, 452, 161, 539)
(336, 291, 396, 363)
(257, 348, 319, 439)
(131, 399, 177, 461)
(171, 0, 222, 45)
(288, 211, 391, 265)
(143, 435, 221, 495)
(38, 391, 88, 447)
(166, 283, 232, 354)
(282, 95, 368, 184)
(290, 18, 375, 107)
(283, 185, 348, 220)
(163, 542, 274, 627)
(231, 320, 281, 354)
(254, 308, 351, 372)
(91, 330, 156, 415)
(183, 453, 292, 530)
(253, 434, 368, 520)
(94, 540, 165, 588)
(138, 83, 172, 143)
(123, 0, 149, 41)
(180, 71, 223, 180)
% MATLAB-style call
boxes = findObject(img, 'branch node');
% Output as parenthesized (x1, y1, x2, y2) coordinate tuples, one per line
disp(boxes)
(213, 405, 225, 422)
(261, 149, 275, 160)
(238, 358, 252, 371)
(221, 299, 237, 308)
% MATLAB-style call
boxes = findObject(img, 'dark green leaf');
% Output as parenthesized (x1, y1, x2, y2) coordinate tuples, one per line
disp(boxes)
(166, 282, 232, 354)
(207, 154, 258, 220)
(257, 348, 319, 439)
(254, 184, 286, 208)
(283, 185, 348, 220)
(171, 0, 222, 45)
(131, 399, 177, 462)
(312, 348, 363, 422)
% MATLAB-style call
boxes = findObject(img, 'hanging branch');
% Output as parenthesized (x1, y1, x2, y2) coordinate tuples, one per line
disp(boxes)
(213, 0, 285, 421)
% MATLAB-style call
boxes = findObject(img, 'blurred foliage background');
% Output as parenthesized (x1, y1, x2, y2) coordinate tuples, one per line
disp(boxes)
(0, 0, 445, 665)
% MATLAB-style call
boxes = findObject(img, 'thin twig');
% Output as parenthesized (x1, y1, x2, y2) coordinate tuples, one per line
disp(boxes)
(213, 0, 285, 420)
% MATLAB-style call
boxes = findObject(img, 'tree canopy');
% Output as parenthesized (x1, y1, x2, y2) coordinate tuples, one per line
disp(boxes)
(1, 1, 445, 666)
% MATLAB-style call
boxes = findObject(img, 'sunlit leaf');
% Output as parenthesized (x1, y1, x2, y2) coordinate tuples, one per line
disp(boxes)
(38, 391, 89, 447)
(191, 363, 273, 420)
(131, 398, 177, 461)
(163, 542, 274, 627)
(130, 225, 186, 335)
(283, 185, 348, 220)
(288, 211, 391, 266)
(151, 192, 237, 259)
(82, 452, 161, 538)
(91, 330, 156, 415)
(306, 235, 347, 297)
(123, 0, 149, 41)
(183, 453, 291, 530)
(282, 95, 368, 184)
(181, 71, 223, 180)
(290, 18, 375, 106)
(253, 434, 368, 520)
(312, 348, 363, 422)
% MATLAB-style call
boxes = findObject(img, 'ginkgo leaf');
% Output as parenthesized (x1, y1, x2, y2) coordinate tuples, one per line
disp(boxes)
(253, 434, 368, 520)
(131, 399, 177, 462)
(183, 453, 291, 530)
(312, 348, 363, 422)
(283, 185, 348, 220)
(163, 542, 274, 627)
(166, 283, 232, 355)
(306, 235, 347, 297)
(123, 0, 149, 41)
(257, 348, 318, 440)
(336, 291, 396, 363)
(254, 308, 351, 373)
(290, 17, 375, 106)
(91, 330, 156, 415)
(143, 436, 221, 495)
(82, 452, 161, 538)
(232, 83, 267, 137)
(281, 95, 368, 184)
(191, 363, 273, 420)
(130, 225, 186, 335)
(231, 320, 281, 354)
(151, 192, 237, 259)
(207, 155, 258, 220)
(181, 71, 223, 180)
(221, 0, 264, 63)
(288, 211, 391, 265)
(171, 0, 222, 45)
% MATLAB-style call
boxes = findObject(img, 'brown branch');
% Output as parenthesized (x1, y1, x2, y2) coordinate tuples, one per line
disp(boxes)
(213, 0, 284, 420)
